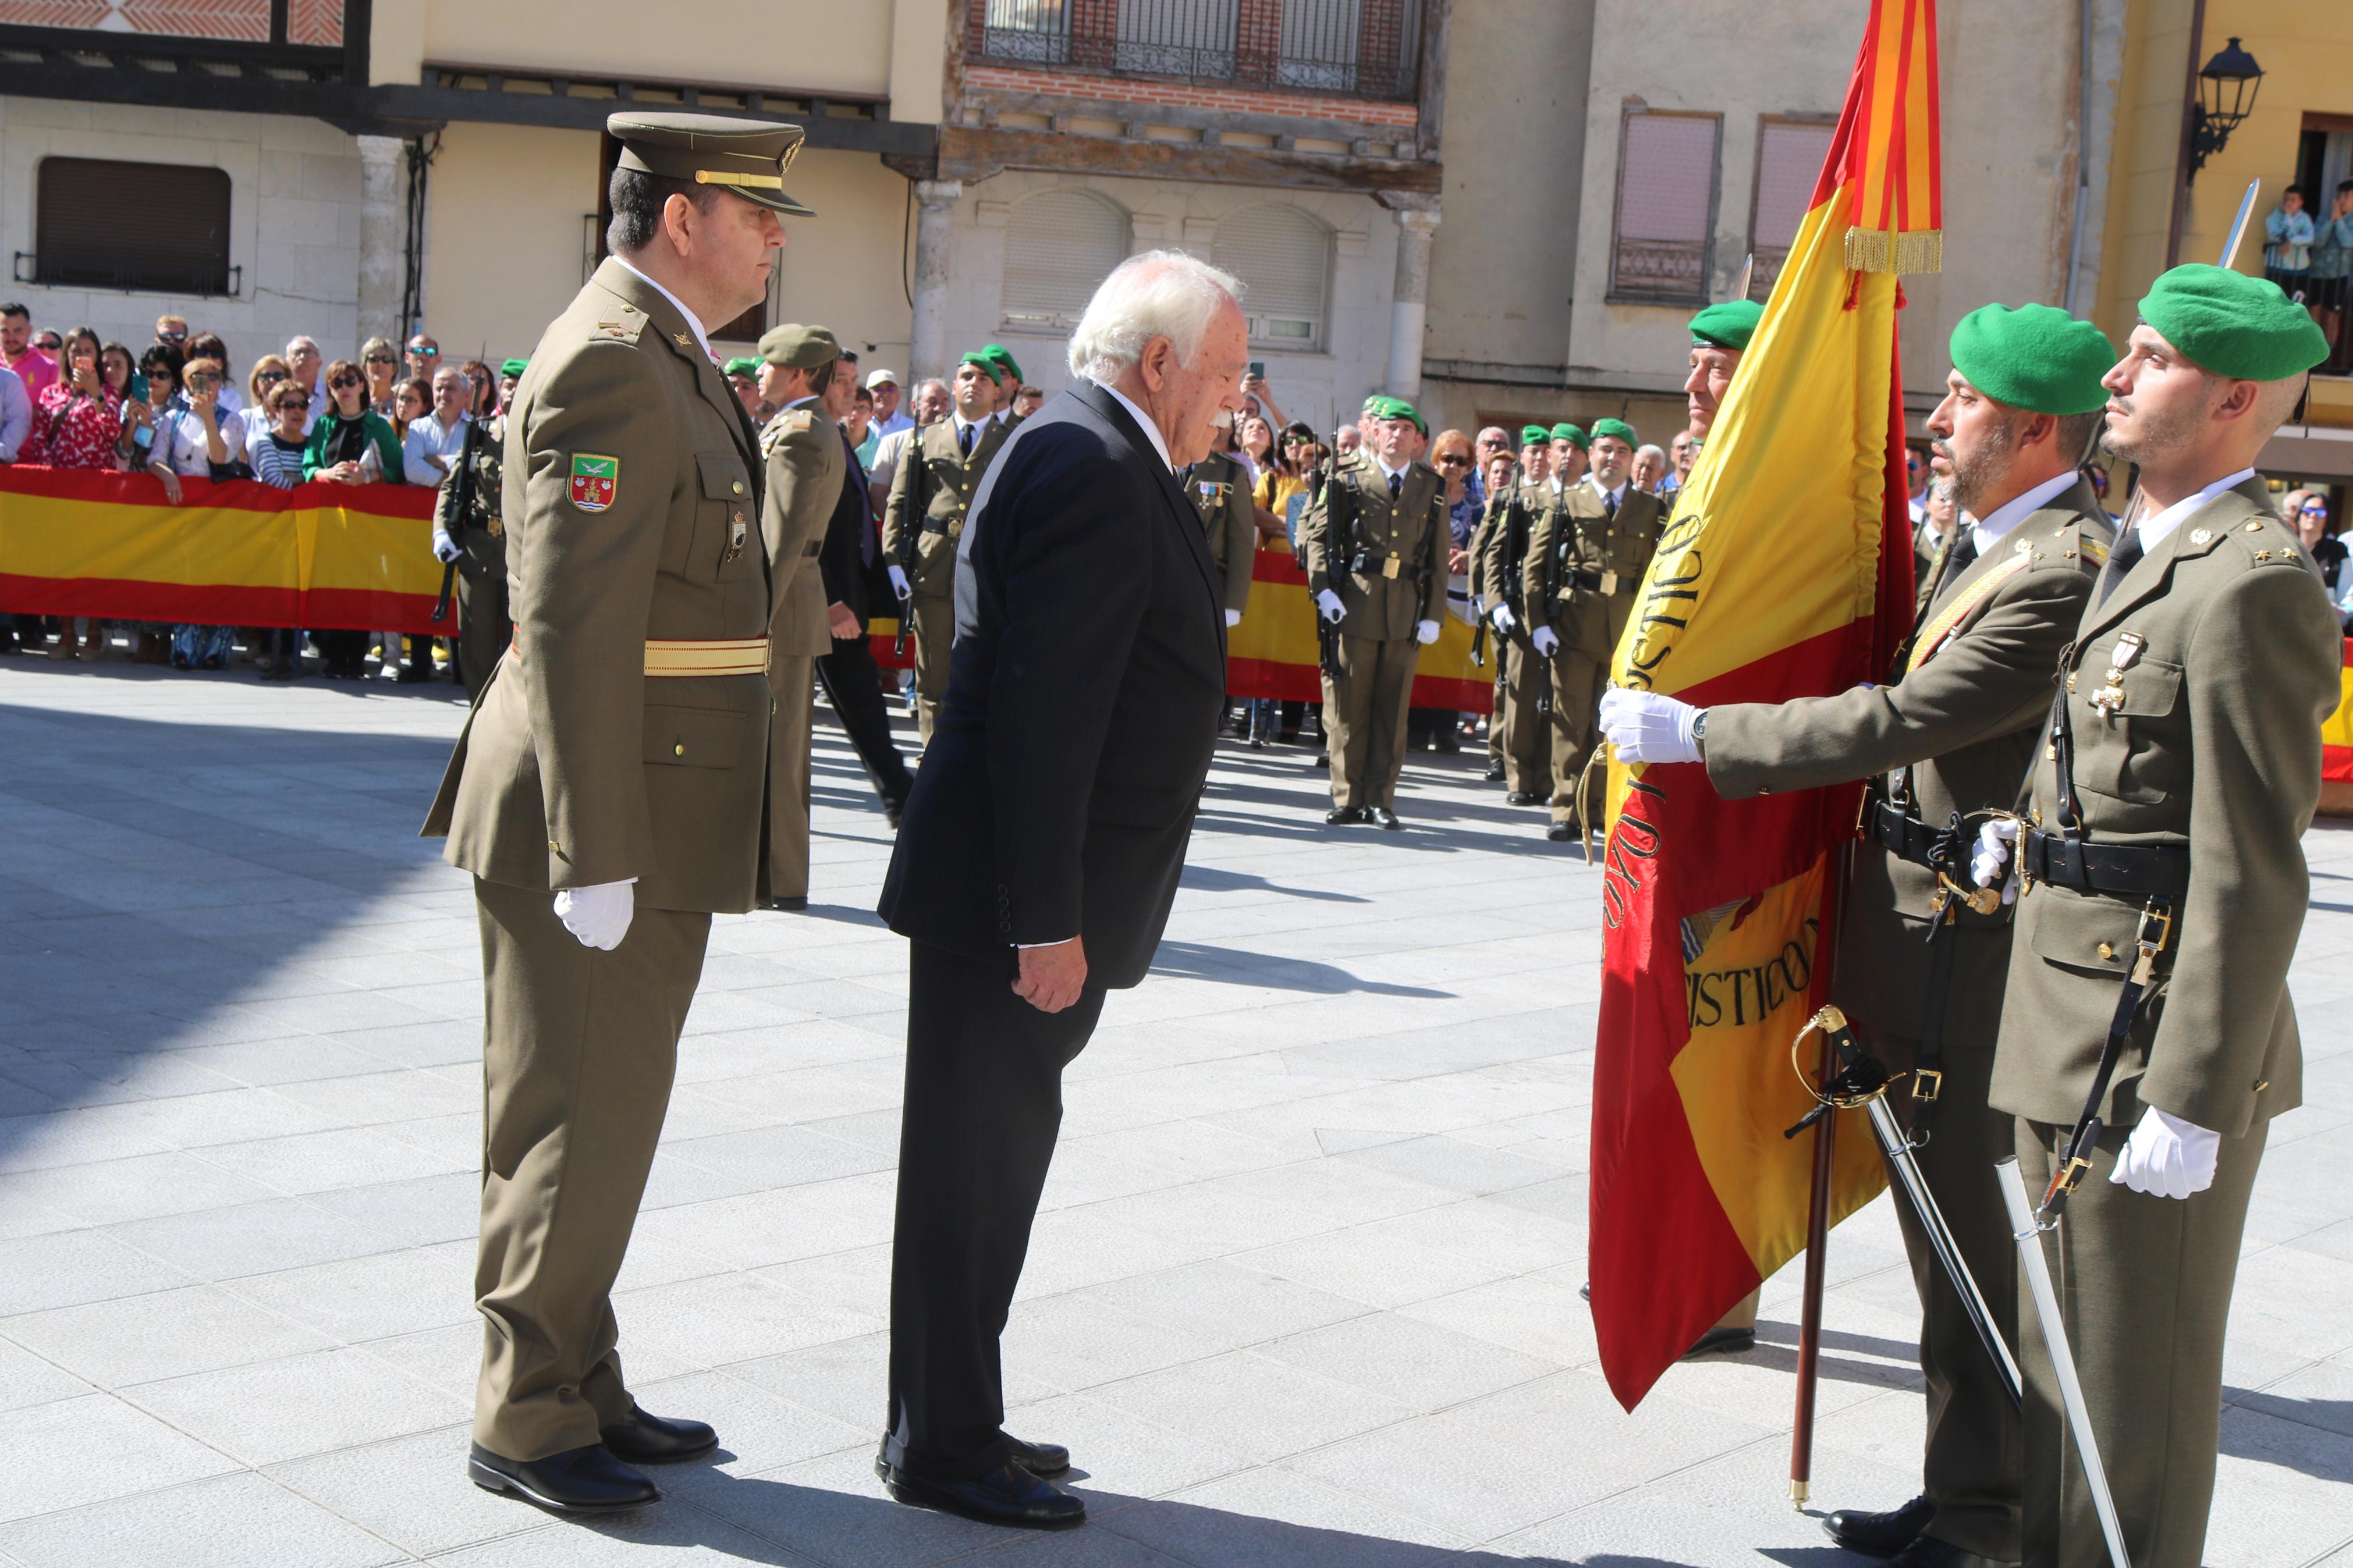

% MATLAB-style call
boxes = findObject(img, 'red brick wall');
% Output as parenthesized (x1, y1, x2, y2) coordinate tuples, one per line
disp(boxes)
(966, 63, 1420, 129)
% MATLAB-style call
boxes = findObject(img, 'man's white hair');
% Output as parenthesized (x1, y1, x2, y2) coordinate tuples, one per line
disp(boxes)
(1067, 250, 1245, 383)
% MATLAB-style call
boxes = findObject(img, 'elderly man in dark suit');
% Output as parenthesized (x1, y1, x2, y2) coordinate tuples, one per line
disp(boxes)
(874, 250, 1246, 1530)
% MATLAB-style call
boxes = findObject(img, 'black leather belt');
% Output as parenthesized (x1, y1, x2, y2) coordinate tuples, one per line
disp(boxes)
(2021, 830, 2189, 901)
(1866, 799, 1942, 868)
(920, 517, 959, 534)
(1567, 570, 1605, 592)
(1348, 550, 1425, 581)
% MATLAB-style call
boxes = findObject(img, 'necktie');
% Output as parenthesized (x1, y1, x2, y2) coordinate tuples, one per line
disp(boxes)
(1387, 472, 1402, 500)
(957, 421, 974, 458)
(1604, 491, 1619, 520)
(2096, 524, 2144, 605)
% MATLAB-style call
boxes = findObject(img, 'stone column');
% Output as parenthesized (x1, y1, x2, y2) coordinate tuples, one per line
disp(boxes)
(1385, 204, 1440, 401)
(356, 136, 406, 347)
(909, 179, 963, 386)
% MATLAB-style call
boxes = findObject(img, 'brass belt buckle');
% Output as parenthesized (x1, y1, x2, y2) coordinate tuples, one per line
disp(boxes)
(2053, 1153, 2094, 1198)
(2130, 899, 2173, 984)
(1381, 558, 1403, 580)
(1912, 1068, 1943, 1103)
(1599, 570, 1620, 595)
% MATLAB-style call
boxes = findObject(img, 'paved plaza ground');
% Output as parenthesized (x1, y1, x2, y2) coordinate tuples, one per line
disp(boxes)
(0, 658, 2347, 1567)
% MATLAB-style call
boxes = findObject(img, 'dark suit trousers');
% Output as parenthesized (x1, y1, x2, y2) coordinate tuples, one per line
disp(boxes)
(1863, 1024, 2020, 1561)
(817, 633, 913, 815)
(885, 940, 1105, 1480)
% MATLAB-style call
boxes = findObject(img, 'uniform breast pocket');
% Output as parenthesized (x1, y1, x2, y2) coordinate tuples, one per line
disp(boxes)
(694, 452, 754, 583)
(644, 703, 746, 770)
(2073, 644, 2183, 805)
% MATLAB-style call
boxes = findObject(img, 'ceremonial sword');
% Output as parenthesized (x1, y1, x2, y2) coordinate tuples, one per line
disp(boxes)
(2218, 178, 2262, 271)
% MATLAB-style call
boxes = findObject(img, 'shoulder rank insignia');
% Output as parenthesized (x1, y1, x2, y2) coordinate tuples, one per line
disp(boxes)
(674, 332, 693, 350)
(569, 453, 617, 513)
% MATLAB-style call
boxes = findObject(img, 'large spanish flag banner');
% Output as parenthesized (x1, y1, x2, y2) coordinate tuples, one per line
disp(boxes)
(2326, 641, 2353, 783)
(0, 468, 444, 632)
(1588, 0, 1936, 1410)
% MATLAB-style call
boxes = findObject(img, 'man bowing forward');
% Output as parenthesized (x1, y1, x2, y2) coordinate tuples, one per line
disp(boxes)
(875, 251, 1245, 1528)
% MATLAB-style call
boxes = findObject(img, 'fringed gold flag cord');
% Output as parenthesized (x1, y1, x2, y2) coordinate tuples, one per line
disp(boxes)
(1843, 226, 1943, 275)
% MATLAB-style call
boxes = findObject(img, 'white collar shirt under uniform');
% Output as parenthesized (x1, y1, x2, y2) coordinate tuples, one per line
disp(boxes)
(1970, 469, 2081, 558)
(615, 257, 713, 362)
(2133, 466, 2258, 554)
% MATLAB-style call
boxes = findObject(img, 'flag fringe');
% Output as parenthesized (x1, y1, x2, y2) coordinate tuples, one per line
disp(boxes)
(1842, 226, 1943, 275)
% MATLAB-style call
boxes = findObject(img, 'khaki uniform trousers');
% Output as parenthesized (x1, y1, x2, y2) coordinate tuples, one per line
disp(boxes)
(1500, 636, 1552, 797)
(764, 650, 815, 901)
(1486, 669, 1506, 771)
(1547, 589, 1635, 824)
(2013, 1115, 2265, 1568)
(1322, 634, 1420, 810)
(453, 530, 512, 706)
(910, 593, 954, 744)
(1866, 1025, 2021, 1561)
(472, 877, 711, 1461)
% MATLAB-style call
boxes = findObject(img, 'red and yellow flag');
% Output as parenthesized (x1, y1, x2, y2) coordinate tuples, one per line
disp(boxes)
(1588, 0, 1939, 1410)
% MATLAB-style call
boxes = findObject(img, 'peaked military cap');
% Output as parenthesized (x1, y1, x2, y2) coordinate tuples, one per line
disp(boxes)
(756, 324, 839, 372)
(1688, 298, 1763, 352)
(1949, 303, 2114, 415)
(1550, 422, 1589, 450)
(608, 112, 812, 217)
(1590, 417, 1637, 447)
(2139, 264, 2330, 382)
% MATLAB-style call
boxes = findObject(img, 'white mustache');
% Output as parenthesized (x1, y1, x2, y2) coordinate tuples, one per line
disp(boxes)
(1212, 411, 1235, 430)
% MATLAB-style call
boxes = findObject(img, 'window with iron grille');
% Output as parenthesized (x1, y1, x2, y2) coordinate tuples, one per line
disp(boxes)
(1607, 110, 1722, 307)
(1002, 189, 1130, 330)
(1116, 0, 1236, 78)
(35, 158, 233, 296)
(1279, 0, 1359, 91)
(1213, 205, 1329, 350)
(1748, 117, 1835, 298)
(984, 0, 1071, 63)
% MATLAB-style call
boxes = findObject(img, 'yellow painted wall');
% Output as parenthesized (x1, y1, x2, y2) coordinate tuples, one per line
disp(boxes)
(752, 147, 915, 367)
(2096, 0, 2353, 347)
(423, 122, 604, 364)
(415, 0, 896, 97)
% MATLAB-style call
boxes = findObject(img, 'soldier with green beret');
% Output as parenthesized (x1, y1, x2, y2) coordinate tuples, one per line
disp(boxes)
(1475, 424, 1555, 803)
(1606, 300, 2123, 1568)
(1686, 298, 1762, 441)
(1303, 396, 1447, 826)
(423, 109, 807, 1514)
(1969, 264, 2338, 1568)
(1524, 414, 1667, 841)
(1548, 420, 1590, 484)
(496, 357, 528, 410)
(882, 351, 1014, 741)
(978, 343, 1025, 424)
(753, 324, 846, 911)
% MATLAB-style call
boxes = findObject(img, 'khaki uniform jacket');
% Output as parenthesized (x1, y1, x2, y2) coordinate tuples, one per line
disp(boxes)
(1706, 479, 2114, 1045)
(1524, 480, 1669, 650)
(434, 413, 505, 537)
(1301, 451, 1448, 642)
(1992, 477, 2343, 1137)
(760, 400, 844, 659)
(423, 257, 772, 915)
(1477, 482, 1543, 617)
(881, 414, 1011, 600)
(1183, 450, 1256, 618)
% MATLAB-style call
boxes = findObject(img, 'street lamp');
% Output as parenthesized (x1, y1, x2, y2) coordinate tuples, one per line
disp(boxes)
(2188, 36, 2263, 179)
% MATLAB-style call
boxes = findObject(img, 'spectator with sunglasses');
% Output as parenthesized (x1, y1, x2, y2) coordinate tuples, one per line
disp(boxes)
(360, 337, 402, 418)
(2287, 489, 2344, 592)
(180, 357, 249, 481)
(303, 360, 402, 678)
(184, 333, 240, 415)
(403, 334, 440, 383)
(240, 355, 296, 465)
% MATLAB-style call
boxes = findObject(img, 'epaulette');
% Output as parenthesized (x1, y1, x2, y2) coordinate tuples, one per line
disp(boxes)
(2224, 513, 2307, 568)
(590, 303, 648, 345)
(761, 407, 817, 451)
(2043, 516, 2109, 568)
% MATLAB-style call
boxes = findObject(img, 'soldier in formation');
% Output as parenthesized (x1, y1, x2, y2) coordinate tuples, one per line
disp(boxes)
(1477, 425, 1553, 804)
(430, 355, 521, 701)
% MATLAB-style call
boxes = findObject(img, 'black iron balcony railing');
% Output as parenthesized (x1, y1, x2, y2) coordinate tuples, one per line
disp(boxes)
(971, 0, 1423, 102)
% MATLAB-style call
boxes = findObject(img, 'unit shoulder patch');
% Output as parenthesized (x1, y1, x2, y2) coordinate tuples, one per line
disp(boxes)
(569, 453, 618, 512)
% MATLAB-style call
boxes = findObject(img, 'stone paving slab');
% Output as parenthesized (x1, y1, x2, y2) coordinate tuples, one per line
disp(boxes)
(0, 659, 2345, 1567)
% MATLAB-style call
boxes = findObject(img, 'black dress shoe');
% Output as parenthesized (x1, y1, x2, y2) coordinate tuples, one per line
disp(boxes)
(1368, 807, 1400, 830)
(1482, 763, 1507, 782)
(1003, 1434, 1069, 1477)
(1314, 751, 1330, 767)
(1325, 806, 1365, 825)
(761, 895, 808, 913)
(1883, 1537, 2012, 1568)
(599, 1405, 718, 1464)
(1545, 822, 1576, 842)
(1505, 791, 1541, 806)
(877, 1457, 1085, 1530)
(1823, 1494, 1935, 1558)
(1681, 1325, 1757, 1359)
(469, 1442, 659, 1514)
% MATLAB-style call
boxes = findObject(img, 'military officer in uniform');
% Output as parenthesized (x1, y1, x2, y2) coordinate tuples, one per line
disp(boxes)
(431, 357, 521, 701)
(421, 111, 807, 1516)
(1972, 266, 2340, 1568)
(882, 350, 1012, 742)
(1184, 436, 1255, 628)
(1605, 304, 2122, 1568)
(753, 324, 847, 911)
(1527, 417, 1666, 841)
(1478, 425, 1553, 805)
(1303, 395, 1447, 827)
(1684, 297, 1762, 439)
(1465, 443, 1516, 781)
(978, 343, 1025, 426)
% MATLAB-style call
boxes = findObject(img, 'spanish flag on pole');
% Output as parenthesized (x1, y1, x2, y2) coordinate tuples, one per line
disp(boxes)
(1588, 0, 1938, 1410)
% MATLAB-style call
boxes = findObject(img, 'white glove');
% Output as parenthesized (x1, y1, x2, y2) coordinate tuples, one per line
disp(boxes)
(887, 564, 911, 601)
(553, 879, 636, 951)
(1315, 588, 1346, 625)
(1489, 603, 1517, 635)
(1971, 818, 2020, 906)
(1529, 625, 1559, 658)
(432, 531, 460, 564)
(1414, 619, 1440, 646)
(1224, 607, 1241, 628)
(2109, 1106, 2221, 1200)
(1597, 687, 1702, 765)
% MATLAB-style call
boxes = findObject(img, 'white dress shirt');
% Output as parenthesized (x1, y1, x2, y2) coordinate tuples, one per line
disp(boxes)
(1969, 468, 2081, 557)
(1589, 475, 1628, 509)
(871, 408, 913, 440)
(615, 257, 712, 361)
(1091, 380, 1173, 471)
(402, 409, 471, 487)
(2134, 467, 2258, 554)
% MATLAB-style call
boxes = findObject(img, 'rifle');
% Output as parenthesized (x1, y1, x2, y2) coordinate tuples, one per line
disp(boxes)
(1534, 494, 1560, 719)
(1312, 440, 1356, 684)
(430, 559, 458, 624)
(430, 417, 482, 626)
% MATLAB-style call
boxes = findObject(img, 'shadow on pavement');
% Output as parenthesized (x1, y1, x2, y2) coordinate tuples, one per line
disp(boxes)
(1179, 863, 1370, 903)
(1150, 940, 1454, 998)
(2221, 1391, 2353, 1482)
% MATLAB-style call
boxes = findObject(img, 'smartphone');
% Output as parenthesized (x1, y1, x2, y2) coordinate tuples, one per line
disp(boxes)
(1248, 361, 1265, 381)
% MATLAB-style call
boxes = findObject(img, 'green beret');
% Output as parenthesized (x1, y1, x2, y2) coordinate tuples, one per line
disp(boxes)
(755, 323, 838, 372)
(1947, 303, 2115, 415)
(1367, 396, 1426, 435)
(959, 350, 998, 378)
(1590, 417, 1638, 447)
(499, 358, 528, 379)
(2139, 264, 2330, 381)
(1550, 422, 1589, 450)
(979, 343, 1024, 385)
(1520, 423, 1552, 446)
(721, 356, 760, 378)
(1688, 298, 1763, 352)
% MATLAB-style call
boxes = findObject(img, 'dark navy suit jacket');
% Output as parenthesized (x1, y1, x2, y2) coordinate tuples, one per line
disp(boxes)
(877, 380, 1226, 988)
